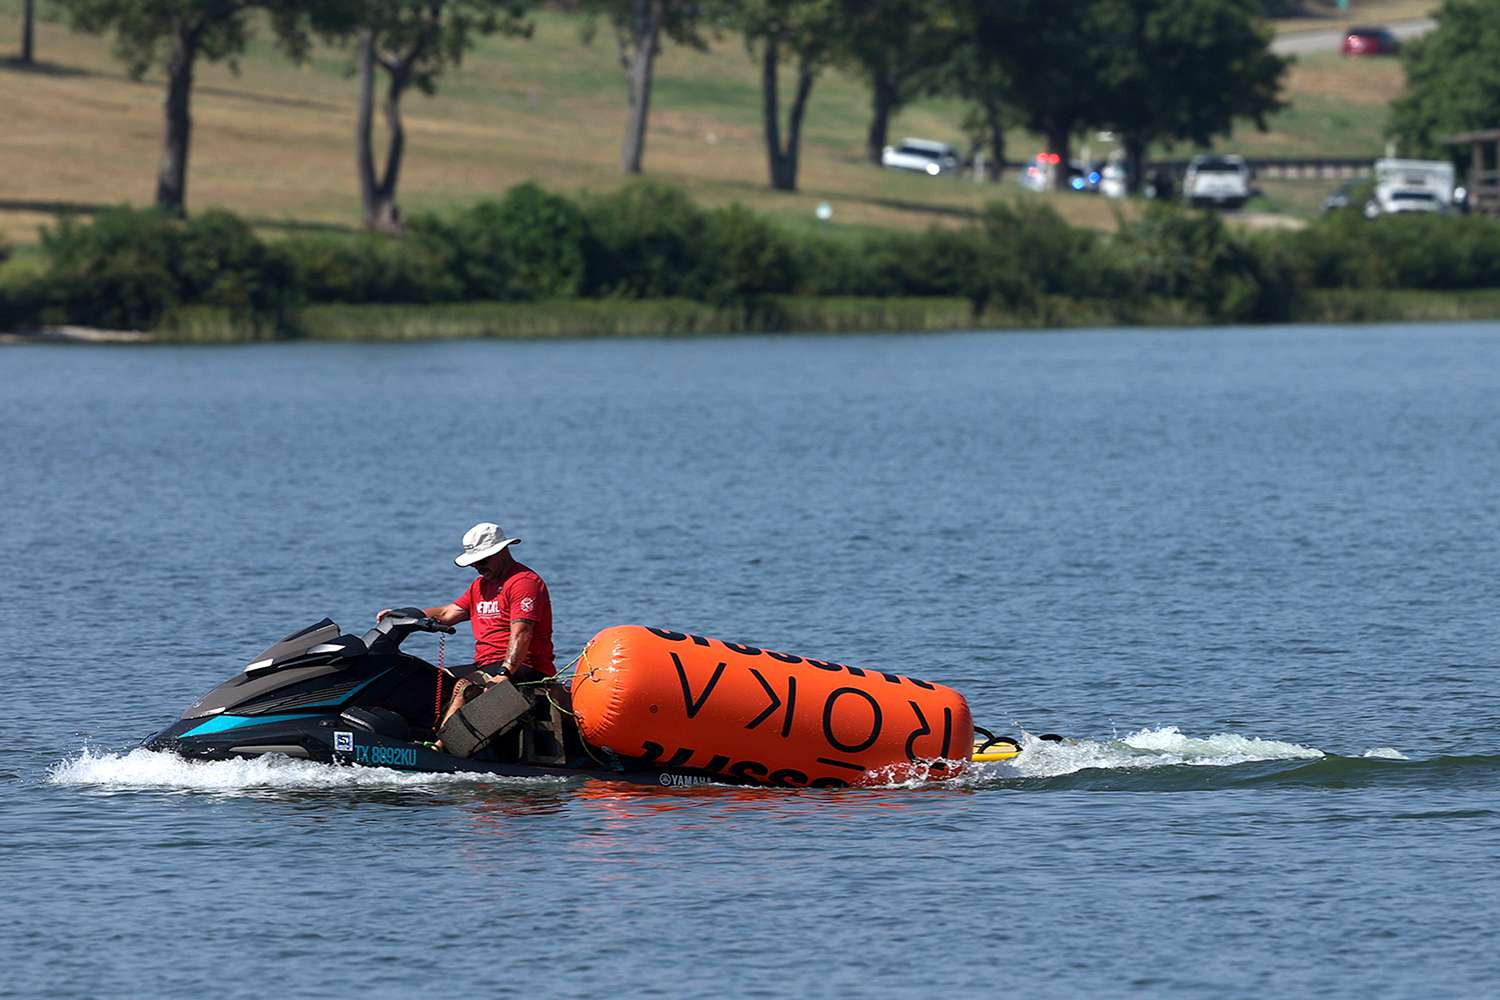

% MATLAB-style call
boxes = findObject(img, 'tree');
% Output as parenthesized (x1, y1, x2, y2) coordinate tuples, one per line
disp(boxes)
(1389, 0, 1500, 158)
(584, 0, 709, 174)
(354, 1, 533, 232)
(57, 1, 343, 214)
(929, 11, 1019, 181)
(958, 1, 1108, 191)
(827, 0, 956, 165)
(1092, 0, 1287, 194)
(21, 0, 36, 64)
(733, 0, 840, 192)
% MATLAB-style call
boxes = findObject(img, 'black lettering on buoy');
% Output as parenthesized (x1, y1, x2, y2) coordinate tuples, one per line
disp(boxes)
(640, 741, 696, 767)
(722, 640, 762, 656)
(815, 756, 866, 771)
(744, 670, 799, 737)
(768, 768, 809, 787)
(746, 668, 780, 730)
(843, 664, 866, 678)
(728, 759, 768, 781)
(765, 649, 803, 665)
(781, 675, 797, 738)
(941, 706, 954, 759)
(671, 651, 726, 720)
(822, 687, 883, 754)
(689, 634, 711, 647)
(908, 677, 935, 691)
(903, 700, 931, 761)
(703, 754, 731, 774)
(806, 659, 841, 672)
(879, 672, 902, 685)
(648, 628, 687, 642)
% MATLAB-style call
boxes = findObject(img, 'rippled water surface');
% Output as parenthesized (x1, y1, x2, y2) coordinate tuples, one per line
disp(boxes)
(3, 324, 1499, 998)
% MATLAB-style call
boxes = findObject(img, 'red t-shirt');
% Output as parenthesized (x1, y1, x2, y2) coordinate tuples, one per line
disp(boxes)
(453, 562, 555, 674)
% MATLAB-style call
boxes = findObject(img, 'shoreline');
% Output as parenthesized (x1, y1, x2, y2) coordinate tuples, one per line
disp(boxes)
(5, 289, 1500, 345)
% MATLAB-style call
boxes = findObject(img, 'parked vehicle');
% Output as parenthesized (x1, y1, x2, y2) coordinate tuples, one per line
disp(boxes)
(1183, 154, 1251, 209)
(1364, 158, 1455, 218)
(881, 138, 960, 176)
(1099, 155, 1128, 199)
(1320, 178, 1363, 213)
(1343, 26, 1399, 56)
(1019, 153, 1102, 193)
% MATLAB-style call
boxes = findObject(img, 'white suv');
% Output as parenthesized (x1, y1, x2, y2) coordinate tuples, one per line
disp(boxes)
(881, 138, 960, 176)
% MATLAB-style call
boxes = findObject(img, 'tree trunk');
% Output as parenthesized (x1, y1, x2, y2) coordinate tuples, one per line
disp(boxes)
(1047, 124, 1071, 191)
(781, 57, 815, 191)
(760, 38, 817, 192)
(356, 31, 384, 229)
(619, 0, 664, 174)
(760, 40, 787, 189)
(376, 67, 410, 231)
(1124, 134, 1146, 197)
(356, 30, 408, 233)
(865, 72, 898, 165)
(155, 22, 196, 215)
(982, 98, 1006, 182)
(21, 0, 34, 64)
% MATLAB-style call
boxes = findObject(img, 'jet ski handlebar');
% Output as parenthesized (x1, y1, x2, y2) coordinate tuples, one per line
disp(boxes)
(361, 607, 457, 653)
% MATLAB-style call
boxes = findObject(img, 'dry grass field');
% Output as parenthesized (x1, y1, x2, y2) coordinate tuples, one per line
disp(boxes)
(0, 2, 1426, 248)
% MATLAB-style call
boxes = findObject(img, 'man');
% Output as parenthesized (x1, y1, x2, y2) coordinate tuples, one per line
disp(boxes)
(378, 522, 555, 732)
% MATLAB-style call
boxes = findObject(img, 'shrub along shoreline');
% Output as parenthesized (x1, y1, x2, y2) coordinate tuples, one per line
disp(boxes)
(5, 181, 1500, 343)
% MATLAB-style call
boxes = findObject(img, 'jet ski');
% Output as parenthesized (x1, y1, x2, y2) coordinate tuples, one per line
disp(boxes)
(143, 610, 724, 787)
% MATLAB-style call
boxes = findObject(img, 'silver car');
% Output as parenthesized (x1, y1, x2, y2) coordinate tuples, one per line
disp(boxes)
(881, 138, 960, 176)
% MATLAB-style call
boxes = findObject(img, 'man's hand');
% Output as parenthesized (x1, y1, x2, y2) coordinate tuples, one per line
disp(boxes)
(376, 608, 392, 622)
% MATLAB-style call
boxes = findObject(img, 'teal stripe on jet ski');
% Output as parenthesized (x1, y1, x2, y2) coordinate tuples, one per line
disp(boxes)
(180, 713, 317, 738)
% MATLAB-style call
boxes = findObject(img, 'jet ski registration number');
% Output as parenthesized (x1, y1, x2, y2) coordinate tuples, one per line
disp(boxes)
(350, 742, 418, 768)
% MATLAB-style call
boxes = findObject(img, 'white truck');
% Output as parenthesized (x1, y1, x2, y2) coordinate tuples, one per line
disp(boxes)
(1184, 154, 1252, 209)
(1365, 158, 1455, 217)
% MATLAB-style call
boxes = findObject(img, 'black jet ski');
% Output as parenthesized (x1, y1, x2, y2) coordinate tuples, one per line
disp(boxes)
(144, 610, 718, 787)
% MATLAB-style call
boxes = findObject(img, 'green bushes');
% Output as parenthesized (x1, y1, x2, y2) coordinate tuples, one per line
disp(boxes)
(37, 207, 298, 331)
(1292, 211, 1500, 291)
(579, 182, 713, 298)
(412, 183, 589, 301)
(10, 181, 1500, 338)
(1112, 204, 1302, 323)
(283, 234, 459, 304)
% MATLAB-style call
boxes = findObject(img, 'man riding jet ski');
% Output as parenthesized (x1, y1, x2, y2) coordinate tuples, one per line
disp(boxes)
(143, 610, 712, 786)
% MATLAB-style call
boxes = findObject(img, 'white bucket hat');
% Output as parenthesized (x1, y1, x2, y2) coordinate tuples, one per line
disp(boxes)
(454, 522, 521, 567)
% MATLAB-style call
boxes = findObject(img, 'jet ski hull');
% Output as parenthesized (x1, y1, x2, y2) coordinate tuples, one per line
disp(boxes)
(144, 713, 722, 787)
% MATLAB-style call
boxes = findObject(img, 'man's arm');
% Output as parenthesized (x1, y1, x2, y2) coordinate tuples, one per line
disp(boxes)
(376, 603, 468, 625)
(491, 619, 534, 680)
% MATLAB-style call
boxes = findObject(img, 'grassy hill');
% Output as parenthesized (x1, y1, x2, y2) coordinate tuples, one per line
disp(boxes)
(0, 1, 1425, 248)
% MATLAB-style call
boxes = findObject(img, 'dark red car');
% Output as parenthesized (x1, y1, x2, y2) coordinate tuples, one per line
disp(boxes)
(1343, 26, 1399, 56)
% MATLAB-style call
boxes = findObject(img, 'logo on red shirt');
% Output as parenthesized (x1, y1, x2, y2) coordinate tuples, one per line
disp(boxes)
(520, 597, 535, 613)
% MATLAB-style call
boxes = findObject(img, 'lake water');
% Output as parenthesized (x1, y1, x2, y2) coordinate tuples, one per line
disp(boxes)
(3, 324, 1498, 998)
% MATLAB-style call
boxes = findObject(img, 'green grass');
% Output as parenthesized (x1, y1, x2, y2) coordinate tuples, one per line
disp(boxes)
(117, 287, 1500, 344)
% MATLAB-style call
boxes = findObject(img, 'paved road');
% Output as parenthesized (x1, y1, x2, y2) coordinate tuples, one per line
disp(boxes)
(1272, 17, 1435, 55)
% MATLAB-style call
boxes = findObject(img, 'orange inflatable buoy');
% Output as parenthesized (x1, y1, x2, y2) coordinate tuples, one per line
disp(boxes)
(571, 625, 973, 787)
